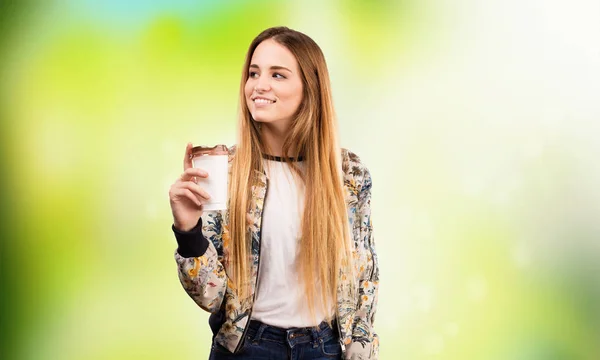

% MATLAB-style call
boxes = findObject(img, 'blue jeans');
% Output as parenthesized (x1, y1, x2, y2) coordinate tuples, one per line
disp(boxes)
(209, 319, 342, 359)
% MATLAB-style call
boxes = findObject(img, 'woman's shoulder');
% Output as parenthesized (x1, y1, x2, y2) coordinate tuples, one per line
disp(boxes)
(227, 145, 370, 178)
(340, 148, 372, 187)
(341, 148, 363, 165)
(341, 148, 368, 169)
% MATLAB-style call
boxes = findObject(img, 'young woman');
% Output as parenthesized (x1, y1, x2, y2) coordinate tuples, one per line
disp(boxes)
(169, 26, 379, 359)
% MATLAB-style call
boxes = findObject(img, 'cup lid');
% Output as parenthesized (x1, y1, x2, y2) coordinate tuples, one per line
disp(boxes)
(190, 144, 229, 157)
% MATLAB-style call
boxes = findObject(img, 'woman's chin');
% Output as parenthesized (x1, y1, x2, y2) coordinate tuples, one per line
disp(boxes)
(252, 116, 272, 124)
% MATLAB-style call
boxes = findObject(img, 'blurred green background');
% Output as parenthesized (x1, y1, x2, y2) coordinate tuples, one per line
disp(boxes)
(1, 0, 599, 359)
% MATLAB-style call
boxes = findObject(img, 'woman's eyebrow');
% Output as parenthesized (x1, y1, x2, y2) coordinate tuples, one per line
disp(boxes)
(249, 64, 293, 73)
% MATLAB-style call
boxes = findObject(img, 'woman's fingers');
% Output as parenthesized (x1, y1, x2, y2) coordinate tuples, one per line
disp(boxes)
(182, 189, 203, 207)
(170, 186, 203, 207)
(179, 167, 209, 182)
(169, 179, 211, 204)
(179, 181, 211, 201)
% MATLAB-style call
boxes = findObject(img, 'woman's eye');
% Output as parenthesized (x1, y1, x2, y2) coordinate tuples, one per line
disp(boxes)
(249, 71, 259, 78)
(273, 73, 286, 79)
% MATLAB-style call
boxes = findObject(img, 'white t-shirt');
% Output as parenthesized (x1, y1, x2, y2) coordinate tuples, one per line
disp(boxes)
(251, 158, 333, 327)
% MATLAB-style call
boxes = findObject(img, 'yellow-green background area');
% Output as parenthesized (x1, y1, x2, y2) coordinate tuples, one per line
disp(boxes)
(1, 1, 599, 359)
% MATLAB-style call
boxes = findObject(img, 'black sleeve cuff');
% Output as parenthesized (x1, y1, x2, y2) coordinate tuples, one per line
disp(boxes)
(173, 218, 210, 258)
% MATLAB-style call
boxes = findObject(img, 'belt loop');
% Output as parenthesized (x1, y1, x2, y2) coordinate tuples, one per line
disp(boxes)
(253, 322, 267, 343)
(310, 326, 320, 349)
(311, 326, 320, 341)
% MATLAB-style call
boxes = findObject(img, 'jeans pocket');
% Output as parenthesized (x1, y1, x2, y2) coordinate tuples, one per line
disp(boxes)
(320, 336, 342, 357)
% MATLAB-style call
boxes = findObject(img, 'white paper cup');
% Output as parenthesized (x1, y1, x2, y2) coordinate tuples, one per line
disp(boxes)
(191, 145, 228, 211)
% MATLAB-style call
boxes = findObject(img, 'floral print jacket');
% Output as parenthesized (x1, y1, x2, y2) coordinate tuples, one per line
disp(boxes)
(173, 147, 379, 359)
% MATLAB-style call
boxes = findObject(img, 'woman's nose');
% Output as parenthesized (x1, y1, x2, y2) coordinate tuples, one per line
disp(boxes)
(254, 76, 270, 92)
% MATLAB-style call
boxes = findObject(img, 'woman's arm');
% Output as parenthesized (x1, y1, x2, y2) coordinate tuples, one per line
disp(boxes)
(348, 166, 380, 359)
(173, 210, 228, 314)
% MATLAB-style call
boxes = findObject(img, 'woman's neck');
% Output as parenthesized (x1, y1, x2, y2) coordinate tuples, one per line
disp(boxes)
(260, 122, 289, 157)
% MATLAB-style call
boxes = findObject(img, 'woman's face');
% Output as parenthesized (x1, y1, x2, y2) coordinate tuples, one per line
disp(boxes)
(244, 39, 304, 128)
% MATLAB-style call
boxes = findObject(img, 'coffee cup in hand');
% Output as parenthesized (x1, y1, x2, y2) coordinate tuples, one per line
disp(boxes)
(190, 145, 228, 211)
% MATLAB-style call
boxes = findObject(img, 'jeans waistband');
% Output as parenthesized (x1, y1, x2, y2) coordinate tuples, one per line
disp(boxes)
(246, 319, 338, 348)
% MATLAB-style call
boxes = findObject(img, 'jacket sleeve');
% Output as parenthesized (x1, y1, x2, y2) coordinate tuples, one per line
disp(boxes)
(347, 167, 380, 359)
(173, 211, 228, 314)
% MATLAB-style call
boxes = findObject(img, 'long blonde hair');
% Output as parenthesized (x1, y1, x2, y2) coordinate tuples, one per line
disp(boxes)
(228, 26, 352, 322)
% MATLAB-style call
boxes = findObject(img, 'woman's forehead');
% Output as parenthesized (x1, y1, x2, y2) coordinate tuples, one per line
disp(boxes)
(250, 39, 298, 70)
